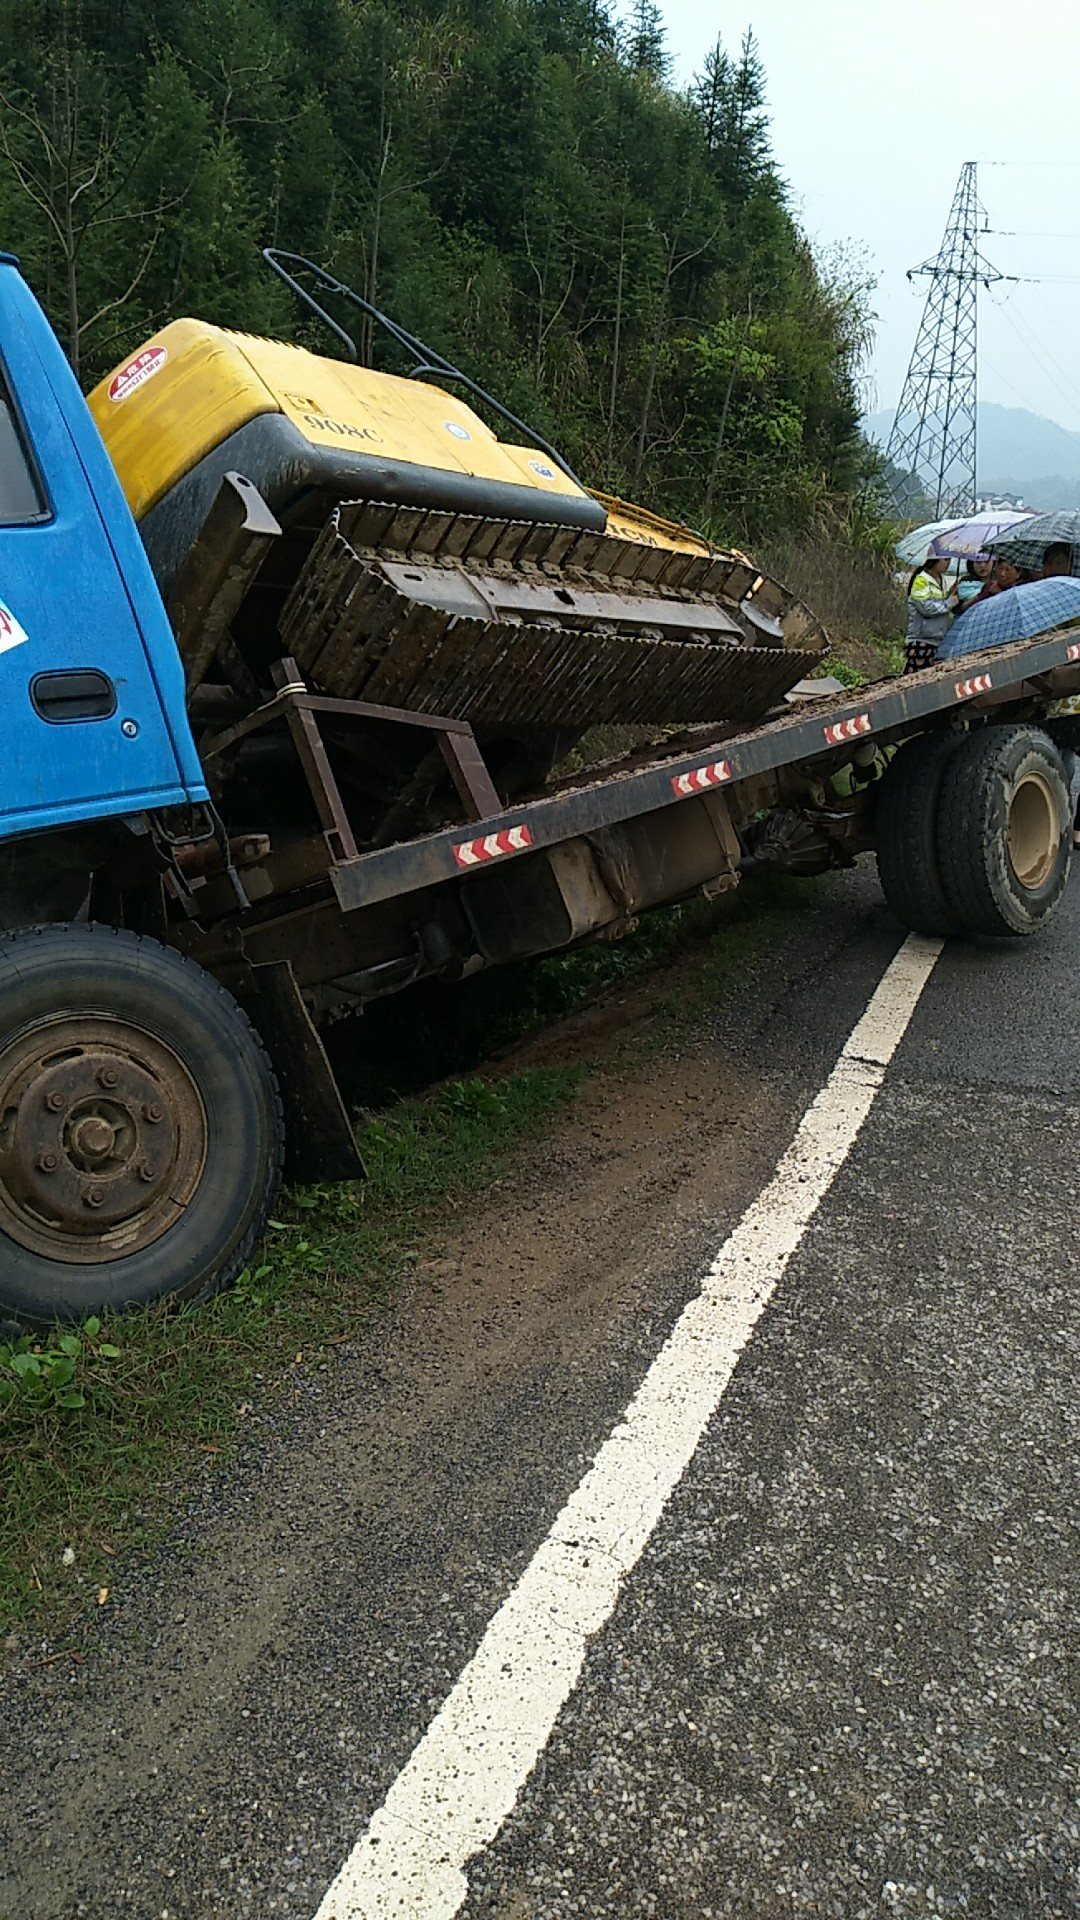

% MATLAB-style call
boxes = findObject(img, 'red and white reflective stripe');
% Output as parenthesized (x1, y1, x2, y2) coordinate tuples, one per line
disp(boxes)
(823, 714, 871, 746)
(452, 824, 533, 868)
(955, 673, 992, 698)
(1066, 643, 1080, 662)
(671, 759, 732, 797)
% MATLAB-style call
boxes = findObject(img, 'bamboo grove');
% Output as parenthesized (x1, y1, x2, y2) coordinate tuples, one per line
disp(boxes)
(0, 0, 877, 542)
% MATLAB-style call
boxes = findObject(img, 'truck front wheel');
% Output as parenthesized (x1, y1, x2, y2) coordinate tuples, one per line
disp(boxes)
(0, 925, 283, 1322)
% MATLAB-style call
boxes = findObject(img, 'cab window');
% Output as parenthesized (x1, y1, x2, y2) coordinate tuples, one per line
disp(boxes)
(0, 370, 47, 524)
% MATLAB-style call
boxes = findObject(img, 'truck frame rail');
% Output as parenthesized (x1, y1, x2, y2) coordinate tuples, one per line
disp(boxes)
(325, 628, 1080, 913)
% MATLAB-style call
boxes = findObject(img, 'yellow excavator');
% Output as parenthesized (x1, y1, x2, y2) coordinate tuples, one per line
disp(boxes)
(88, 250, 825, 841)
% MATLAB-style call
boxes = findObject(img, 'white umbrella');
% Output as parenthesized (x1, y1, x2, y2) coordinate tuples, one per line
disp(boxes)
(929, 508, 1033, 560)
(895, 519, 962, 567)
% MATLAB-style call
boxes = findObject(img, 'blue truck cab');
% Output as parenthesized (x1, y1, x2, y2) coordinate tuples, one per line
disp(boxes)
(0, 258, 283, 1327)
(0, 255, 207, 838)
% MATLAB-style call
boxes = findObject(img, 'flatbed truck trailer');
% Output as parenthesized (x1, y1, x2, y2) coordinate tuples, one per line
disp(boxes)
(1, 251, 1078, 1323)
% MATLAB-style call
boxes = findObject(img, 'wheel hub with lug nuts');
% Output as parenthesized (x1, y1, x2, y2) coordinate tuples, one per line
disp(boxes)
(0, 1017, 207, 1263)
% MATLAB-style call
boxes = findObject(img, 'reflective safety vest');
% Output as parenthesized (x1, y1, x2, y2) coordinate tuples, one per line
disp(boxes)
(906, 570, 951, 647)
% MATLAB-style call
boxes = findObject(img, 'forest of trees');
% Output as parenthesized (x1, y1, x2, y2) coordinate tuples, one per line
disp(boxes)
(0, 0, 879, 543)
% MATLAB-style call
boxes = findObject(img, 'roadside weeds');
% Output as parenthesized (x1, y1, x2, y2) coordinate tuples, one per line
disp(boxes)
(1, 870, 815, 1641)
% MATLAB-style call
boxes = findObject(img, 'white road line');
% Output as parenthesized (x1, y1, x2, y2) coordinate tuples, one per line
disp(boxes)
(312, 934, 944, 1920)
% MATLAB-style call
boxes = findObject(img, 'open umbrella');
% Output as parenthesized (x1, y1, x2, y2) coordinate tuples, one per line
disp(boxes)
(895, 519, 961, 567)
(929, 508, 1031, 560)
(937, 576, 1080, 659)
(987, 509, 1080, 571)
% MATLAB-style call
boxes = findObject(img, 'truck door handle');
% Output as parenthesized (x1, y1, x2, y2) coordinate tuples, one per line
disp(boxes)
(31, 669, 117, 723)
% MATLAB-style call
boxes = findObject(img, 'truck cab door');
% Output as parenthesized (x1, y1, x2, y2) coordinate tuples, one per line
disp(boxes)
(0, 270, 207, 841)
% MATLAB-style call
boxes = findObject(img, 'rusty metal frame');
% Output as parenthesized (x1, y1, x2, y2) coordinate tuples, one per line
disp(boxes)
(198, 655, 503, 859)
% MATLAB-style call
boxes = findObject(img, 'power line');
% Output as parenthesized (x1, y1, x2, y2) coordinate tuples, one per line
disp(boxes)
(883, 164, 1080, 504)
(985, 229, 1080, 241)
(986, 289, 1080, 420)
(987, 292, 1080, 422)
(1018, 292, 1080, 399)
(979, 349, 1051, 417)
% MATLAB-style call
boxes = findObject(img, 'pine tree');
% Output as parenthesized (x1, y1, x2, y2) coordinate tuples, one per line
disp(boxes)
(719, 29, 774, 201)
(692, 34, 731, 152)
(0, 0, 876, 539)
(624, 0, 668, 80)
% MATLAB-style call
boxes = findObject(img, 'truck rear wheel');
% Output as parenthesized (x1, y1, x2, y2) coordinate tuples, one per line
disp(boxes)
(875, 731, 964, 936)
(0, 925, 283, 1323)
(936, 724, 1071, 937)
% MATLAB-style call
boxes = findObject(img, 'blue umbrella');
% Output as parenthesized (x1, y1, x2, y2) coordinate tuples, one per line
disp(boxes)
(938, 576, 1080, 659)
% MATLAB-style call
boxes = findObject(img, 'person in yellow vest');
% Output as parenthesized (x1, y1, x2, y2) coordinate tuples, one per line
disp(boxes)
(904, 552, 958, 673)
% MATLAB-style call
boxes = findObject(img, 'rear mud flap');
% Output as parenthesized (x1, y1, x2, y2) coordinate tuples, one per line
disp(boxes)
(249, 960, 365, 1184)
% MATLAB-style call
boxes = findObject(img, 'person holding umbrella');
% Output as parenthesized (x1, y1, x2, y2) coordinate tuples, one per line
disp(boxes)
(1041, 542, 1075, 578)
(954, 556, 992, 609)
(961, 554, 1027, 613)
(904, 551, 958, 672)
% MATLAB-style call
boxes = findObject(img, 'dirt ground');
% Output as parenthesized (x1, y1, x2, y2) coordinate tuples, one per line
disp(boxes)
(0, 865, 955, 1920)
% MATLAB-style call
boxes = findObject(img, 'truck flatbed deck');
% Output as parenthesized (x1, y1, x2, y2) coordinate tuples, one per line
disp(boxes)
(329, 627, 1080, 913)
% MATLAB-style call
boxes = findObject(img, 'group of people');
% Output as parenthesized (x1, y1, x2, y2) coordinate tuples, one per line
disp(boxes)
(903, 541, 1075, 675)
(902, 537, 1080, 848)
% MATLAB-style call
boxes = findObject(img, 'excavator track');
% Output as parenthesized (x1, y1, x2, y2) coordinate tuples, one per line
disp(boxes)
(279, 502, 827, 729)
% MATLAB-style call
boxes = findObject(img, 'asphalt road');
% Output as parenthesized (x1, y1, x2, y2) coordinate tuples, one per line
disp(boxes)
(1, 864, 1077, 1920)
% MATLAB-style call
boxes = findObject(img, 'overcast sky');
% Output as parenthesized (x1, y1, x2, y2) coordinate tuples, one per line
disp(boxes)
(657, 0, 1080, 434)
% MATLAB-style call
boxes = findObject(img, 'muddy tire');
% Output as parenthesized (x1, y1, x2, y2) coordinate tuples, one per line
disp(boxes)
(0, 924, 283, 1323)
(936, 725, 1071, 937)
(875, 731, 964, 936)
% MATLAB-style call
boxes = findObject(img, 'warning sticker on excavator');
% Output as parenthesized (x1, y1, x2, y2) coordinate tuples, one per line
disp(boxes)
(107, 346, 168, 403)
(0, 600, 29, 656)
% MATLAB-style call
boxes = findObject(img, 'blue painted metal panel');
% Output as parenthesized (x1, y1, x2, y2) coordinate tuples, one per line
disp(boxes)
(0, 263, 207, 842)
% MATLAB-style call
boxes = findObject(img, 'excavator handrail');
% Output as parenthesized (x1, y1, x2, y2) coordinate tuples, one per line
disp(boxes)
(261, 247, 590, 495)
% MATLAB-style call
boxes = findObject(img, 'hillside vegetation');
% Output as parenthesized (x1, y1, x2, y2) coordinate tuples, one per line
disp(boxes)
(0, 0, 883, 548)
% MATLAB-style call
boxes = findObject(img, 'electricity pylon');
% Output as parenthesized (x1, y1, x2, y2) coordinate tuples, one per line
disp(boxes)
(886, 162, 1003, 518)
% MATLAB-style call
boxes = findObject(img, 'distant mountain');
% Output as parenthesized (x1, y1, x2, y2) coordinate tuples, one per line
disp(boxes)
(863, 402, 1080, 510)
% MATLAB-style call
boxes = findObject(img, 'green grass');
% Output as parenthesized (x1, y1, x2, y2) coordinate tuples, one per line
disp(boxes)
(817, 637, 906, 688)
(816, 653, 869, 688)
(0, 1067, 579, 1637)
(0, 869, 818, 1641)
